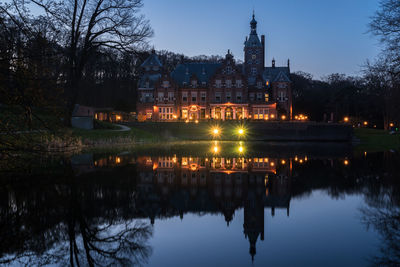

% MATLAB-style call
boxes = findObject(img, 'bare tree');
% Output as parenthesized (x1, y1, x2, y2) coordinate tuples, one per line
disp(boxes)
(369, 0, 400, 76)
(2, 0, 153, 123)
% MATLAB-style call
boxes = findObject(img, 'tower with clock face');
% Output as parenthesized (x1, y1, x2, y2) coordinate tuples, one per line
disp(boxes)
(244, 13, 265, 81)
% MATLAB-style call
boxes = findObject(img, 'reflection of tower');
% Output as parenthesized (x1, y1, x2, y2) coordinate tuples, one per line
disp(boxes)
(243, 188, 264, 262)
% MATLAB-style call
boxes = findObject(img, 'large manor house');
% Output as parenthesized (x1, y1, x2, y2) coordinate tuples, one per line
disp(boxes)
(137, 14, 292, 122)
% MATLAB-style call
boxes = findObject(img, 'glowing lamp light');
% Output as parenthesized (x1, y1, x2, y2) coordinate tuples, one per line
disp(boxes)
(390, 123, 394, 127)
(281, 160, 286, 165)
(238, 146, 244, 153)
(185, 119, 189, 123)
(173, 115, 177, 119)
(281, 115, 287, 120)
(116, 157, 121, 164)
(344, 160, 349, 166)
(270, 114, 275, 119)
(344, 117, 349, 123)
(270, 162, 275, 167)
(212, 127, 221, 137)
(363, 121, 368, 126)
(195, 120, 199, 124)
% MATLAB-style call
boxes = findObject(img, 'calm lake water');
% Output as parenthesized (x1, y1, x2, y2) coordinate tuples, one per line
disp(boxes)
(1, 142, 399, 266)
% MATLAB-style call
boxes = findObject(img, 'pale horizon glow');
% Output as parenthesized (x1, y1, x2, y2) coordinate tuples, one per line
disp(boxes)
(143, 0, 381, 79)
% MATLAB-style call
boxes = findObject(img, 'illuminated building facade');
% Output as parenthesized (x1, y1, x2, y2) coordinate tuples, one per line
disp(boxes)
(137, 14, 292, 121)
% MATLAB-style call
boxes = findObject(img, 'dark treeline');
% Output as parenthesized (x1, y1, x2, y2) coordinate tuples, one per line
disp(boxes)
(290, 71, 400, 128)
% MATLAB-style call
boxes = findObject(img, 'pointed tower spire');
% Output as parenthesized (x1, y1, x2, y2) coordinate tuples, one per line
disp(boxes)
(250, 11, 257, 33)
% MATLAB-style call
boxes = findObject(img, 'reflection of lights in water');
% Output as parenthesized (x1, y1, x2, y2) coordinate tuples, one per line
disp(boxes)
(238, 146, 244, 153)
(212, 141, 220, 154)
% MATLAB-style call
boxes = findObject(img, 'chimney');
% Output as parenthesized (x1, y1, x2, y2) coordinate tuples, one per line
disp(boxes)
(272, 58, 276, 68)
(261, 35, 265, 68)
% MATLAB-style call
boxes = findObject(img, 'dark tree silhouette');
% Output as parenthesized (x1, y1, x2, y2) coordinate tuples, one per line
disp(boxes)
(1, 0, 153, 124)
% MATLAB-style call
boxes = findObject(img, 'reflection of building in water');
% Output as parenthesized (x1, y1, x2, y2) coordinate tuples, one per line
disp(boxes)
(134, 156, 292, 261)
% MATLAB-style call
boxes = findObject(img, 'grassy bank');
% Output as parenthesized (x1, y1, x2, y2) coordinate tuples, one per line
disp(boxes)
(354, 128, 400, 152)
(72, 121, 354, 148)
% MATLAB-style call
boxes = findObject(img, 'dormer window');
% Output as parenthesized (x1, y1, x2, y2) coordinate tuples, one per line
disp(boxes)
(226, 66, 232, 74)
(216, 80, 222, 88)
(162, 81, 170, 88)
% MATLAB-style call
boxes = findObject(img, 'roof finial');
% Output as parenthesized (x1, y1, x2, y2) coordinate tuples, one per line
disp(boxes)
(253, 9, 255, 19)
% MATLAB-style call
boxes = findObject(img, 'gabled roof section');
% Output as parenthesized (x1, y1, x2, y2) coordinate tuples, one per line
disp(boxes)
(274, 71, 291, 82)
(141, 51, 162, 69)
(263, 67, 291, 83)
(171, 63, 222, 86)
(138, 73, 161, 89)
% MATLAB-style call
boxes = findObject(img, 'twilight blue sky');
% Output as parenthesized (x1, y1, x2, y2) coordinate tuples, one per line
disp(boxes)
(142, 0, 382, 79)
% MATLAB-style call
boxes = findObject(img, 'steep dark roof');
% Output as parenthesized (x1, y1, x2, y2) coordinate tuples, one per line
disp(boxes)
(171, 63, 222, 86)
(245, 34, 262, 47)
(140, 52, 162, 68)
(263, 67, 291, 82)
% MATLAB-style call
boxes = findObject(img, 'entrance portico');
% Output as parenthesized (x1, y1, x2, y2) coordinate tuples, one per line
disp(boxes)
(210, 103, 249, 121)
